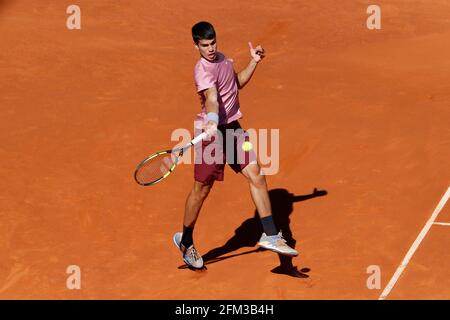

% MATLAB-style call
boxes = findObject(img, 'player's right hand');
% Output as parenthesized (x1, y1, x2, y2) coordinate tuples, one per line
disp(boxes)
(204, 120, 218, 139)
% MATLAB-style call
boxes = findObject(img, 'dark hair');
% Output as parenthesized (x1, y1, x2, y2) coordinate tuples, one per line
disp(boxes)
(192, 21, 216, 44)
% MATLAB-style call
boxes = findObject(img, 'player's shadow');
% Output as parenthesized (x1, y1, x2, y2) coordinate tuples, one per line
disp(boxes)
(199, 188, 327, 278)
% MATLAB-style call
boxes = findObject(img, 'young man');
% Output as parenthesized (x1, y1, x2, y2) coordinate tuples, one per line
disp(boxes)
(173, 21, 298, 269)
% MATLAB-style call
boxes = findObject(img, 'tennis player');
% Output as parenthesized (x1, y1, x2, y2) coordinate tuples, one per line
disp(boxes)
(173, 21, 298, 269)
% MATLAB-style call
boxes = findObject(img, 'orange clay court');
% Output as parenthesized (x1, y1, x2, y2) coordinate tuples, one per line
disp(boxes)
(0, 0, 449, 300)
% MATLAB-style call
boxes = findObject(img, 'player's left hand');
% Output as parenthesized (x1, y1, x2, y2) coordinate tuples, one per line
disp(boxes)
(248, 42, 265, 63)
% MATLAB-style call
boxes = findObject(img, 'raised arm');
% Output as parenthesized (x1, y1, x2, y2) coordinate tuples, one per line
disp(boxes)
(237, 42, 265, 89)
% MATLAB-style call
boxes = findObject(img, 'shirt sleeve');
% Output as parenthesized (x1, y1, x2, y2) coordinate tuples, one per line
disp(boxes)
(194, 65, 216, 92)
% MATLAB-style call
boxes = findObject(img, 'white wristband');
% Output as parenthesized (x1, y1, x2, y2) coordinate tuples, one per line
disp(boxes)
(206, 112, 219, 124)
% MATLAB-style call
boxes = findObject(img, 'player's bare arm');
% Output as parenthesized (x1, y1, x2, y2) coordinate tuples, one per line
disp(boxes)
(203, 86, 219, 137)
(237, 42, 266, 89)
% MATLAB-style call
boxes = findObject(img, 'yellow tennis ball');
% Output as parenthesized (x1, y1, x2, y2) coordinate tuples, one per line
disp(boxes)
(242, 141, 253, 152)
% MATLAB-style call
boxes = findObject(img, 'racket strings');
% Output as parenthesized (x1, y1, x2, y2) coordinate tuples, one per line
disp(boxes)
(135, 153, 177, 185)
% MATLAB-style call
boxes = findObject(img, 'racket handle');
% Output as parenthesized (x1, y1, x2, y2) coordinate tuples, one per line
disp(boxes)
(191, 132, 207, 145)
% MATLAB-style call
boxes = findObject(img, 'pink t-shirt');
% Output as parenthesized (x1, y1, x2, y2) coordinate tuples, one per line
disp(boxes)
(194, 52, 242, 129)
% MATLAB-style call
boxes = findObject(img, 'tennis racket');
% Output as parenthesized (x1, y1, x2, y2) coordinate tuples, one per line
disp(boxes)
(134, 132, 207, 186)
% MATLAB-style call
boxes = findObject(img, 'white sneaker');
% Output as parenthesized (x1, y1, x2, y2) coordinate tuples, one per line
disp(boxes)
(173, 232, 204, 269)
(257, 231, 298, 257)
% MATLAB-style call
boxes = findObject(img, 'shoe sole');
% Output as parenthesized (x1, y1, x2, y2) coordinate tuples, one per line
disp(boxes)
(173, 233, 182, 250)
(257, 242, 299, 257)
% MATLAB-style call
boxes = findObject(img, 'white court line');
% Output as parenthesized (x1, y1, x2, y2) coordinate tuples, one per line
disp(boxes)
(433, 222, 450, 226)
(379, 186, 450, 300)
